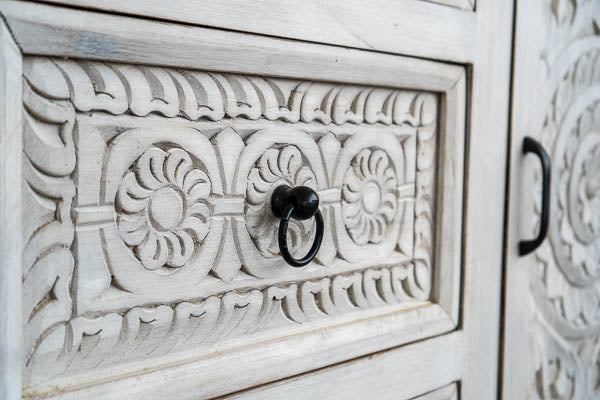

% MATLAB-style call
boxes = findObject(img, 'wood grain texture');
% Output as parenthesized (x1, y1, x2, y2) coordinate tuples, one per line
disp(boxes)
(423, 0, 474, 10)
(0, 1, 464, 91)
(0, 17, 22, 400)
(226, 349, 461, 400)
(502, 2, 548, 397)
(28, 331, 462, 400)
(459, 0, 514, 399)
(28, 0, 476, 62)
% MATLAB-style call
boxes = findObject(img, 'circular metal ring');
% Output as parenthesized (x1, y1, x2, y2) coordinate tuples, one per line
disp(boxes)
(278, 203, 324, 267)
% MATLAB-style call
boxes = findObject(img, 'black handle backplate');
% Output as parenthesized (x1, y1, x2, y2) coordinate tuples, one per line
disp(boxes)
(519, 137, 551, 256)
(271, 185, 324, 267)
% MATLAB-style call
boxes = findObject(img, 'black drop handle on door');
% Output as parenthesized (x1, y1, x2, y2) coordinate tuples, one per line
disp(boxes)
(519, 137, 551, 256)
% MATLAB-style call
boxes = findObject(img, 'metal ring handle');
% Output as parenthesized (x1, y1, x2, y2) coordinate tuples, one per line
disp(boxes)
(519, 136, 551, 256)
(278, 204, 324, 267)
(271, 185, 324, 267)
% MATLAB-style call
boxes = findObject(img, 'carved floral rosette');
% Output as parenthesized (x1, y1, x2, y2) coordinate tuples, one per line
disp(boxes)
(528, 2, 600, 398)
(21, 56, 441, 386)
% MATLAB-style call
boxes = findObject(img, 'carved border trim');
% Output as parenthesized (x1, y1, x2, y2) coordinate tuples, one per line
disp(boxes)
(25, 263, 429, 384)
(24, 57, 434, 126)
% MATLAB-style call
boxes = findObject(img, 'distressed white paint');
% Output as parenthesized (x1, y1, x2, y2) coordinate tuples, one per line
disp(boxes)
(0, 1, 516, 399)
(16, 48, 464, 397)
(20, 0, 476, 62)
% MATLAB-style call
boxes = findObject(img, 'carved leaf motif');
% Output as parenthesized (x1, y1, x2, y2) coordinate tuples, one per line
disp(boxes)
(529, 319, 581, 400)
(246, 145, 317, 257)
(342, 149, 398, 245)
(27, 57, 440, 128)
(116, 147, 211, 270)
(21, 82, 77, 370)
(25, 261, 430, 384)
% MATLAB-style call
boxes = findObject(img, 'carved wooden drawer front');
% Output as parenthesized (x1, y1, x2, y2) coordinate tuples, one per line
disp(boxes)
(4, 3, 470, 394)
(22, 54, 465, 394)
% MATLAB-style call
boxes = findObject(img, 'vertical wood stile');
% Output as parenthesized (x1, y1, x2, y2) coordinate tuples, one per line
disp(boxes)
(0, 17, 22, 400)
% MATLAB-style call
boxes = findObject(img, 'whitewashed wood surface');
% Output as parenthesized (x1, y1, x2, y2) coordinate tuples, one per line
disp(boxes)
(0, 0, 514, 399)
(503, 1, 600, 399)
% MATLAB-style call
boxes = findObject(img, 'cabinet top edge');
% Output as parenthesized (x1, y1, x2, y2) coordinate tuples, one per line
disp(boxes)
(0, 1, 467, 93)
(9, 0, 475, 63)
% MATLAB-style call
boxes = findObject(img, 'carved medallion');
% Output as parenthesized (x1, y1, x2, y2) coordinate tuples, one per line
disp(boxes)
(526, 1, 600, 398)
(342, 148, 398, 245)
(116, 146, 212, 271)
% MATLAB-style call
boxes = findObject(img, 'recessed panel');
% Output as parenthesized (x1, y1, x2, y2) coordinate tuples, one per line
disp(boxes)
(21, 56, 464, 388)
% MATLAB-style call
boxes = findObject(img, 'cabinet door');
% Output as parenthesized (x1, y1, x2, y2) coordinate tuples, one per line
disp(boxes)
(0, 1, 513, 399)
(503, 1, 600, 399)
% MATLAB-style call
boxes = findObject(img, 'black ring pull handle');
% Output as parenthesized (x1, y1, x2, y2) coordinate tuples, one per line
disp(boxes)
(271, 185, 324, 267)
(519, 137, 551, 256)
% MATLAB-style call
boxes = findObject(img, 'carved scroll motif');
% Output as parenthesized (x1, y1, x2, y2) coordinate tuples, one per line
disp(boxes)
(22, 56, 439, 386)
(25, 264, 428, 384)
(21, 80, 76, 372)
(23, 57, 434, 126)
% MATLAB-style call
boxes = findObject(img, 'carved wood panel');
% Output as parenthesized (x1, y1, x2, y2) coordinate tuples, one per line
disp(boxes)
(524, 1, 600, 398)
(21, 56, 463, 389)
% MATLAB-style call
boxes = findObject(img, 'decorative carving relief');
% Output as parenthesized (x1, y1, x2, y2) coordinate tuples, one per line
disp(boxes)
(21, 56, 448, 387)
(25, 264, 430, 385)
(116, 146, 212, 271)
(527, 1, 600, 398)
(342, 149, 398, 245)
(21, 80, 76, 369)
